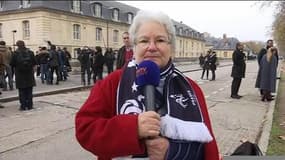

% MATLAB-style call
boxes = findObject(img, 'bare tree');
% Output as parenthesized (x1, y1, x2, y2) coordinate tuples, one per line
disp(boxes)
(259, 1, 285, 55)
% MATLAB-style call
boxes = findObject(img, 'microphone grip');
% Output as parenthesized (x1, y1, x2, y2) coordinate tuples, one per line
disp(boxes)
(144, 85, 156, 111)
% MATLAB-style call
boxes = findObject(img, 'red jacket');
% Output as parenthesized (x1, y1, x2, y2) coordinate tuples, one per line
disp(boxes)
(75, 69, 219, 160)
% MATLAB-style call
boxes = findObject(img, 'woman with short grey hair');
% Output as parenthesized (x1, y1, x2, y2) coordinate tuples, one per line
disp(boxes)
(76, 10, 220, 160)
(129, 10, 176, 53)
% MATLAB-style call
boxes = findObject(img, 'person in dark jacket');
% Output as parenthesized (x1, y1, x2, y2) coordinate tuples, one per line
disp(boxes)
(104, 48, 115, 74)
(38, 47, 49, 84)
(199, 54, 205, 68)
(10, 40, 36, 111)
(259, 47, 278, 101)
(91, 46, 104, 83)
(116, 32, 133, 69)
(78, 46, 92, 85)
(48, 45, 60, 85)
(201, 51, 210, 80)
(63, 47, 72, 73)
(57, 47, 68, 81)
(255, 39, 279, 96)
(230, 42, 246, 99)
(208, 50, 217, 81)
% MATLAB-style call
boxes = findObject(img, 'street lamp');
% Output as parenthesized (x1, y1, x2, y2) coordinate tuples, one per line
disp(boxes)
(12, 30, 17, 51)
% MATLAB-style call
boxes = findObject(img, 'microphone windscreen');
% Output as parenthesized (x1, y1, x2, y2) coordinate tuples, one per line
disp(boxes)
(136, 60, 160, 87)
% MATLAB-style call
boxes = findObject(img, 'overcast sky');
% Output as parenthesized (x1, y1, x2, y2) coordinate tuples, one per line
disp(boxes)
(118, 1, 276, 42)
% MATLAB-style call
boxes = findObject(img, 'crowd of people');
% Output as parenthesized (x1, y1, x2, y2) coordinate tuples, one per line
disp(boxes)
(76, 31, 133, 86)
(76, 46, 117, 85)
(0, 35, 130, 109)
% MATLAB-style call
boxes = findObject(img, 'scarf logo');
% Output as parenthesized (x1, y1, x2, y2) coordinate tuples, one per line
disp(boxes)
(120, 99, 145, 115)
(187, 90, 197, 106)
(170, 94, 189, 108)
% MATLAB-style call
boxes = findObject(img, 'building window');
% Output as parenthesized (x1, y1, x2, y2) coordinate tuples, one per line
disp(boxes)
(224, 51, 228, 57)
(93, 3, 102, 17)
(96, 27, 102, 41)
(71, 0, 81, 13)
(0, 23, 2, 38)
(73, 24, 81, 40)
(127, 13, 133, 24)
(112, 9, 119, 21)
(113, 30, 119, 42)
(180, 40, 182, 55)
(20, 0, 30, 8)
(22, 20, 30, 39)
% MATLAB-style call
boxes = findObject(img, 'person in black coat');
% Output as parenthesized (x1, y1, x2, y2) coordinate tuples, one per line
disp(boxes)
(104, 48, 115, 74)
(48, 45, 60, 85)
(230, 42, 246, 99)
(91, 46, 104, 83)
(10, 40, 36, 111)
(208, 51, 217, 81)
(78, 46, 92, 85)
(201, 52, 210, 80)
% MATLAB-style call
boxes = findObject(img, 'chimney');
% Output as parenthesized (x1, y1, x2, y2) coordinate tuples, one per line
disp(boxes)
(223, 34, 227, 40)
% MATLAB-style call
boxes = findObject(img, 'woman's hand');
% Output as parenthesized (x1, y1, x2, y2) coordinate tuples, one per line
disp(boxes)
(145, 137, 169, 160)
(138, 111, 161, 139)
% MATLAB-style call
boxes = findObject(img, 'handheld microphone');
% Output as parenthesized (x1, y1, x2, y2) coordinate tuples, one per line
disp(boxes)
(136, 60, 160, 111)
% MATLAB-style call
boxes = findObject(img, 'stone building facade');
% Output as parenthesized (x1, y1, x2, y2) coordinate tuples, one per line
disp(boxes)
(0, 0, 206, 59)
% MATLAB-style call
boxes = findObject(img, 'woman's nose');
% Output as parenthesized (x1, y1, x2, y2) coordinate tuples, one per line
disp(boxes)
(146, 41, 158, 51)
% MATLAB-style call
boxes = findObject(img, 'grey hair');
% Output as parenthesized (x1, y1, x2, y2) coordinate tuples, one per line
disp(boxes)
(129, 10, 176, 52)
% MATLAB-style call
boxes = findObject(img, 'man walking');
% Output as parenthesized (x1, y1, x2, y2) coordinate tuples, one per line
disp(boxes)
(116, 32, 133, 69)
(10, 40, 36, 111)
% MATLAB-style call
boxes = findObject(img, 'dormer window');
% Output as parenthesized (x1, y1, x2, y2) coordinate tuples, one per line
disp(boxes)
(185, 30, 188, 36)
(179, 28, 183, 35)
(127, 13, 133, 24)
(71, 0, 81, 13)
(112, 8, 119, 21)
(20, 0, 31, 8)
(93, 3, 102, 17)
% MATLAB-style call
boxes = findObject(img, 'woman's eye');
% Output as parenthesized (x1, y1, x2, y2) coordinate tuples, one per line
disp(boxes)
(157, 39, 166, 43)
(139, 40, 148, 43)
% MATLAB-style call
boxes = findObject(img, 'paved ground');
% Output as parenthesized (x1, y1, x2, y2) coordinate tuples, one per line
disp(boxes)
(0, 60, 283, 159)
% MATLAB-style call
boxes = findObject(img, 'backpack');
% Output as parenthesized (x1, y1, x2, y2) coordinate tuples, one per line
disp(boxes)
(231, 141, 263, 156)
(17, 49, 33, 72)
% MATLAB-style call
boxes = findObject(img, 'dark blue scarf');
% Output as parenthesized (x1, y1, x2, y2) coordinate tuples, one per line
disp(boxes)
(116, 60, 212, 142)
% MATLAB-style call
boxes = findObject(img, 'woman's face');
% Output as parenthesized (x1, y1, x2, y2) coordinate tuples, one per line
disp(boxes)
(134, 21, 172, 68)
